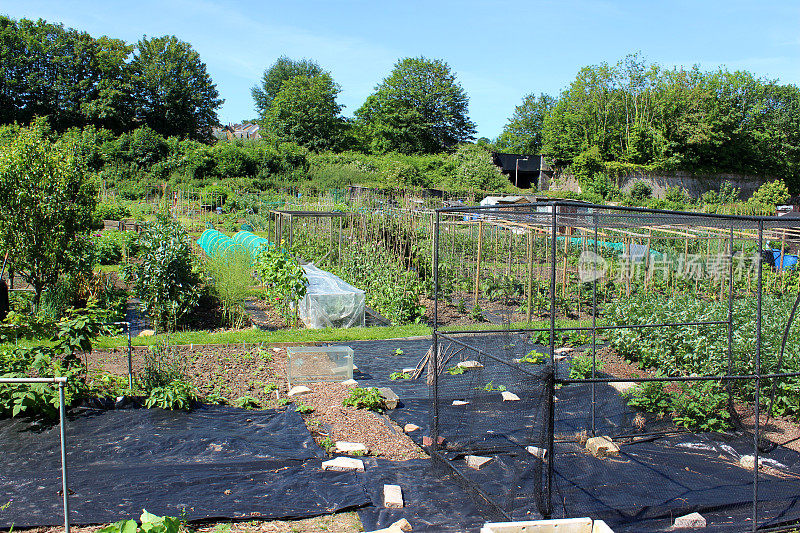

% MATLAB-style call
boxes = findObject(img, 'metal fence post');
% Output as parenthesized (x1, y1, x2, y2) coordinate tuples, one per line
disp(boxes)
(59, 381, 70, 533)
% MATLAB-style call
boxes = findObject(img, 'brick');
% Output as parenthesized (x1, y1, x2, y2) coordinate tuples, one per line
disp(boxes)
(456, 360, 483, 369)
(378, 387, 400, 409)
(501, 391, 520, 401)
(288, 385, 311, 397)
(332, 441, 367, 454)
(341, 379, 358, 386)
(403, 423, 420, 433)
(321, 457, 364, 472)
(586, 436, 619, 458)
(383, 484, 404, 508)
(465, 455, 493, 470)
(452, 400, 469, 406)
(673, 512, 707, 528)
(422, 435, 445, 447)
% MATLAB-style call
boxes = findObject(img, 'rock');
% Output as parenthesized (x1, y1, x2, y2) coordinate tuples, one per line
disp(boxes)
(422, 435, 445, 447)
(554, 347, 573, 355)
(554, 354, 569, 361)
(321, 457, 365, 472)
(501, 391, 520, 401)
(465, 455, 493, 470)
(452, 400, 469, 406)
(391, 518, 412, 531)
(740, 455, 763, 470)
(383, 484, 404, 508)
(341, 379, 358, 386)
(673, 512, 707, 528)
(288, 385, 311, 397)
(272, 347, 281, 352)
(402, 367, 416, 374)
(353, 364, 359, 371)
(456, 360, 483, 369)
(332, 441, 368, 454)
(404, 423, 420, 433)
(138, 329, 155, 337)
(378, 387, 400, 409)
(586, 436, 619, 458)
(526, 446, 547, 459)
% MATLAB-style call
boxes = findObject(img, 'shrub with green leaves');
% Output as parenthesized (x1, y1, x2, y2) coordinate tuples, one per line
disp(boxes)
(144, 379, 197, 411)
(624, 380, 673, 415)
(342, 387, 384, 411)
(255, 244, 308, 325)
(568, 355, 603, 380)
(671, 381, 731, 432)
(98, 510, 181, 533)
(123, 216, 204, 332)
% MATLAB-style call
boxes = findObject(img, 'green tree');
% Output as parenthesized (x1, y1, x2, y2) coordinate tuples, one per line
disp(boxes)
(449, 144, 508, 191)
(355, 57, 476, 154)
(0, 120, 97, 308)
(263, 74, 344, 151)
(130, 35, 223, 142)
(496, 93, 555, 154)
(252, 56, 325, 118)
(751, 179, 790, 207)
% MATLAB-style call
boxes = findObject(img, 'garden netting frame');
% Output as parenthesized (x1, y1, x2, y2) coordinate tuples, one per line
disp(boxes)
(429, 200, 800, 532)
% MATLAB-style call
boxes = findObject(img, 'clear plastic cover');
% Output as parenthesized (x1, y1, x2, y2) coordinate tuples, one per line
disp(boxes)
(298, 264, 366, 328)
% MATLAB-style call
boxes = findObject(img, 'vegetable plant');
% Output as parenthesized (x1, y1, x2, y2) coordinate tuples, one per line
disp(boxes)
(342, 387, 384, 411)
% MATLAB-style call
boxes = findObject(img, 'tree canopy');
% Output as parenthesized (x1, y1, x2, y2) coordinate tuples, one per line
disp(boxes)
(355, 57, 476, 154)
(130, 35, 223, 142)
(496, 93, 555, 154)
(262, 74, 344, 152)
(252, 56, 325, 118)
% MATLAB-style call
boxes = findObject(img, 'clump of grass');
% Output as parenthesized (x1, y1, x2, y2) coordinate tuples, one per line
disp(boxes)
(204, 248, 254, 328)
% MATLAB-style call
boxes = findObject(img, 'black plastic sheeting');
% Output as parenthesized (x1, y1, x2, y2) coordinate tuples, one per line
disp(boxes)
(0, 405, 370, 527)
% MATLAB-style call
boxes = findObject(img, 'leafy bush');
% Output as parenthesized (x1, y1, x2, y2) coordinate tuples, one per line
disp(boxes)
(342, 387, 384, 411)
(234, 395, 259, 409)
(751, 179, 790, 207)
(671, 381, 731, 432)
(123, 216, 204, 332)
(629, 181, 652, 200)
(568, 355, 603, 380)
(91, 230, 140, 265)
(94, 202, 131, 223)
(625, 380, 673, 415)
(255, 243, 308, 325)
(144, 379, 197, 410)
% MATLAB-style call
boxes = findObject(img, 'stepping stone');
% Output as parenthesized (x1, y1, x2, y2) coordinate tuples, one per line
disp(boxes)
(332, 441, 367, 454)
(465, 455, 493, 470)
(272, 347, 281, 352)
(321, 457, 365, 472)
(422, 435, 445, 447)
(610, 381, 636, 394)
(378, 387, 400, 409)
(526, 446, 547, 459)
(341, 379, 358, 386)
(383, 484, 404, 508)
(138, 329, 155, 337)
(586, 436, 619, 458)
(367, 518, 413, 533)
(456, 360, 483, 369)
(404, 423, 420, 433)
(452, 400, 469, 406)
(740, 455, 763, 470)
(501, 391, 520, 401)
(402, 367, 416, 374)
(673, 512, 707, 528)
(554, 354, 569, 361)
(554, 347, 573, 354)
(288, 385, 311, 397)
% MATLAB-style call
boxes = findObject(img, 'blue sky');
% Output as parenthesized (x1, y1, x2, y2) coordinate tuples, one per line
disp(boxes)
(4, 1, 800, 139)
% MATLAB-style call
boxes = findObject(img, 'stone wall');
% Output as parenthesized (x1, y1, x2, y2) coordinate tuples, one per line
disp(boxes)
(544, 169, 771, 200)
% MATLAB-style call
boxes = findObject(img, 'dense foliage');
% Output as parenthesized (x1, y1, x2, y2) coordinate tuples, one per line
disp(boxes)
(252, 56, 326, 117)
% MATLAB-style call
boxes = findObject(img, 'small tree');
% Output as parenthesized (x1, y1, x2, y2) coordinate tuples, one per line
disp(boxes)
(0, 121, 97, 309)
(751, 179, 790, 207)
(252, 56, 325, 117)
(124, 217, 203, 332)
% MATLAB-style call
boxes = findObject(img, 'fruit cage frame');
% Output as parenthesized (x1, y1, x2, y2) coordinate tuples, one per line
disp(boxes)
(428, 200, 800, 532)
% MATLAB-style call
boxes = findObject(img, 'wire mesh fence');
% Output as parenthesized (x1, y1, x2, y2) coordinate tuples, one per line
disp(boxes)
(430, 201, 800, 531)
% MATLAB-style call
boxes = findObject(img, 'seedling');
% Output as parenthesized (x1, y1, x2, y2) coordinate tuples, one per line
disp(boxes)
(390, 371, 412, 380)
(446, 365, 465, 375)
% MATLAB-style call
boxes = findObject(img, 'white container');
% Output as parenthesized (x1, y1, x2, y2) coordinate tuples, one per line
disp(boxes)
(286, 345, 354, 387)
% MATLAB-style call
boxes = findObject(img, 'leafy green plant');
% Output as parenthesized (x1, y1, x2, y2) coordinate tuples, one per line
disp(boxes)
(625, 380, 673, 415)
(205, 247, 254, 328)
(144, 379, 197, 410)
(520, 350, 544, 364)
(295, 401, 314, 413)
(98, 510, 180, 533)
(319, 436, 335, 452)
(394, 348, 404, 356)
(234, 395, 260, 409)
(390, 371, 411, 380)
(342, 387, 384, 411)
(446, 365, 465, 375)
(469, 303, 485, 322)
(262, 382, 278, 394)
(482, 381, 506, 392)
(568, 355, 603, 380)
(671, 381, 731, 432)
(123, 216, 204, 332)
(255, 243, 308, 326)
